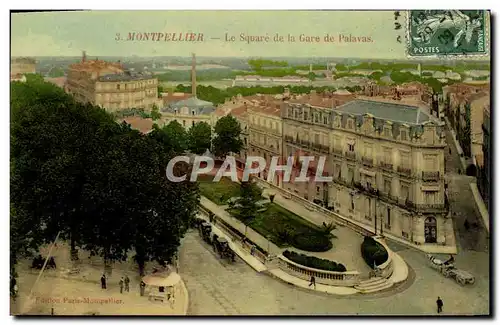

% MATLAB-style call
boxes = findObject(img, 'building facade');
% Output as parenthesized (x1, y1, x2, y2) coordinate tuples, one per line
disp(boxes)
(66, 52, 161, 111)
(247, 100, 283, 187)
(11, 57, 36, 77)
(282, 99, 452, 248)
(479, 105, 490, 212)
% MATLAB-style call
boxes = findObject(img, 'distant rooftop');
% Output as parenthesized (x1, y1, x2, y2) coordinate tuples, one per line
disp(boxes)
(11, 57, 36, 64)
(335, 99, 431, 125)
(98, 71, 156, 82)
(163, 96, 216, 115)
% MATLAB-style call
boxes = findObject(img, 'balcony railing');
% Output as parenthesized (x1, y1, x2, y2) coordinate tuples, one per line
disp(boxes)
(332, 147, 343, 156)
(422, 171, 440, 182)
(362, 157, 373, 167)
(380, 161, 393, 171)
(311, 143, 330, 154)
(345, 151, 356, 160)
(397, 166, 412, 176)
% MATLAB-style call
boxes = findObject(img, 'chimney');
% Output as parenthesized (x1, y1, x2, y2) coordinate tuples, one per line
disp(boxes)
(191, 53, 197, 98)
(82, 50, 87, 63)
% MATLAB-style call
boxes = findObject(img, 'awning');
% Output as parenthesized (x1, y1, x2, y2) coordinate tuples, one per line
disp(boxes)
(142, 272, 181, 287)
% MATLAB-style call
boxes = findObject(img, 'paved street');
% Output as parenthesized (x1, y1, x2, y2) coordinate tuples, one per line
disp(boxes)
(444, 123, 489, 253)
(179, 231, 489, 315)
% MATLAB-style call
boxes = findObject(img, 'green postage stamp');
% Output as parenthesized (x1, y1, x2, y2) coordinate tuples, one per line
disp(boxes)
(407, 10, 489, 57)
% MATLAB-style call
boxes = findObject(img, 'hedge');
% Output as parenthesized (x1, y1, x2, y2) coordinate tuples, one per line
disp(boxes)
(292, 233, 332, 252)
(360, 236, 388, 269)
(283, 250, 346, 272)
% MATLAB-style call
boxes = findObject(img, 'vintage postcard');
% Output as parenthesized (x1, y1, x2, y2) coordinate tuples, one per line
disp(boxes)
(10, 10, 491, 316)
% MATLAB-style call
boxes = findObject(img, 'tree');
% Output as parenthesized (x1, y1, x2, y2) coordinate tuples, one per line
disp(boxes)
(212, 115, 243, 157)
(229, 180, 263, 224)
(148, 120, 188, 154)
(151, 104, 162, 121)
(307, 72, 316, 81)
(11, 78, 199, 277)
(187, 121, 212, 154)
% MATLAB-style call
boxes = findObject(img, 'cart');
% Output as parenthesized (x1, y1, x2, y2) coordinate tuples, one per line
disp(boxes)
(426, 254, 475, 285)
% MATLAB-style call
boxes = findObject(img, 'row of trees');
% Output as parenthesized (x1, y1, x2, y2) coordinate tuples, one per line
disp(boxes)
(150, 114, 244, 157)
(10, 78, 201, 277)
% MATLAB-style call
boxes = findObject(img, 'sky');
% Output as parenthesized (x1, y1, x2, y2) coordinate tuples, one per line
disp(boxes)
(11, 10, 490, 60)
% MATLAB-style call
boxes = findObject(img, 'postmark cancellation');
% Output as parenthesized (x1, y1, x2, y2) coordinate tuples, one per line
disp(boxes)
(406, 10, 489, 58)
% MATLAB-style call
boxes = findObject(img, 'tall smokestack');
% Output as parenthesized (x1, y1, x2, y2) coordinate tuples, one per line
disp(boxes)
(82, 50, 87, 63)
(191, 53, 197, 98)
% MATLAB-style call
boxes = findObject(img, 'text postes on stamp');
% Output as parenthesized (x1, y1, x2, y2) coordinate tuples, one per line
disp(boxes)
(407, 10, 488, 57)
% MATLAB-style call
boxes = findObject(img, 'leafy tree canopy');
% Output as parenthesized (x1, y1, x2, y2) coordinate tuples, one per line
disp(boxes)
(187, 121, 212, 155)
(212, 115, 243, 157)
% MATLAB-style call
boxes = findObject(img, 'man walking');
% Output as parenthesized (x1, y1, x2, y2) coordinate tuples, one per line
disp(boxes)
(100, 274, 107, 290)
(140, 280, 146, 296)
(119, 277, 124, 294)
(436, 296, 444, 313)
(308, 276, 316, 289)
(124, 275, 130, 292)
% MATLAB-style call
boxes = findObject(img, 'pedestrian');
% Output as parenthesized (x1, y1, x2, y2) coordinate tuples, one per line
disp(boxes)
(119, 277, 124, 294)
(140, 281, 146, 297)
(250, 245, 255, 256)
(436, 296, 443, 313)
(124, 275, 130, 292)
(448, 148, 451, 155)
(100, 274, 107, 290)
(308, 276, 316, 289)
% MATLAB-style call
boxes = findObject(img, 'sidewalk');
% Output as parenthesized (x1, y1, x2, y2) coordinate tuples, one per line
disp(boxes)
(469, 182, 490, 234)
(14, 243, 189, 315)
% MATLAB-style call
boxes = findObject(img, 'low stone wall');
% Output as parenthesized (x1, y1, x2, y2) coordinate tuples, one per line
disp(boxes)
(277, 254, 360, 287)
(371, 237, 394, 279)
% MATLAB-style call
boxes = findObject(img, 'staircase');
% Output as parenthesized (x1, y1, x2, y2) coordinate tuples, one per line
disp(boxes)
(354, 277, 393, 294)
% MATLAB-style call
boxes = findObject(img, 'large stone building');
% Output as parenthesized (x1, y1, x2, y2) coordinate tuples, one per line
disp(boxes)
(479, 104, 491, 212)
(11, 57, 36, 79)
(161, 53, 216, 129)
(281, 98, 452, 248)
(66, 52, 161, 111)
(246, 97, 283, 187)
(443, 83, 490, 161)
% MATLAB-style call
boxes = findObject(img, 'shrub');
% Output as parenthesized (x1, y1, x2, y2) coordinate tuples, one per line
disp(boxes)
(292, 232, 332, 252)
(360, 236, 388, 268)
(283, 250, 346, 272)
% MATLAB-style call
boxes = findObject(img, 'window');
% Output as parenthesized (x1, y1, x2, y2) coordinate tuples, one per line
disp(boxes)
(347, 167, 354, 182)
(117, 84, 121, 90)
(423, 191, 437, 204)
(244, 138, 247, 145)
(401, 183, 409, 200)
(401, 130, 408, 141)
(383, 127, 391, 137)
(315, 134, 320, 145)
(316, 186, 320, 193)
(400, 151, 410, 168)
(348, 143, 355, 152)
(192, 121, 195, 127)
(192, 110, 195, 116)
(336, 164, 341, 178)
(350, 194, 355, 210)
(384, 179, 391, 193)
(383, 147, 392, 163)
(387, 208, 391, 226)
(314, 114, 319, 123)
(347, 119, 354, 129)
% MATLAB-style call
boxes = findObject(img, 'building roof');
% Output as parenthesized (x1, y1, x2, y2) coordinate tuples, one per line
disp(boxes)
(98, 71, 155, 82)
(44, 76, 67, 88)
(335, 99, 431, 125)
(229, 105, 248, 117)
(162, 96, 216, 115)
(119, 117, 154, 134)
(11, 57, 36, 64)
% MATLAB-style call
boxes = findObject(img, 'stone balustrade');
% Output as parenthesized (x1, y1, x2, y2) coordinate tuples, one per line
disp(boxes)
(371, 236, 394, 279)
(277, 255, 361, 287)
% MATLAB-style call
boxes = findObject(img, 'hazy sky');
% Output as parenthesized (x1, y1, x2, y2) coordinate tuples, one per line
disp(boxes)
(11, 10, 489, 59)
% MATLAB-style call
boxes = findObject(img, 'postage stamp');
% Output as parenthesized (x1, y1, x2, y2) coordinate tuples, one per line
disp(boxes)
(407, 10, 488, 57)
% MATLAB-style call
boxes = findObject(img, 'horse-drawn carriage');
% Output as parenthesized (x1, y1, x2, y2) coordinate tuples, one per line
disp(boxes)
(213, 237, 236, 262)
(31, 254, 56, 270)
(426, 254, 475, 285)
(199, 222, 213, 244)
